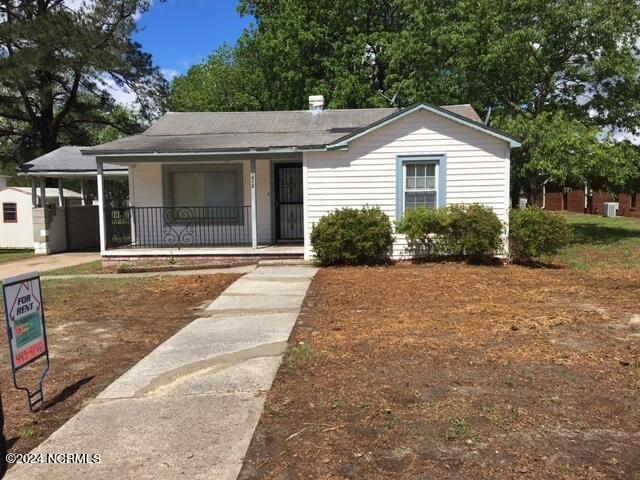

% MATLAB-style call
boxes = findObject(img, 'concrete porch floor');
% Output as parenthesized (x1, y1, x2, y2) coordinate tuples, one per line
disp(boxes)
(102, 244, 304, 258)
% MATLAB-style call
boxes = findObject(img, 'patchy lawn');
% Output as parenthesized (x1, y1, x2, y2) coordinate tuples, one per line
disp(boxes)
(0, 250, 34, 264)
(0, 273, 240, 456)
(240, 264, 640, 480)
(545, 213, 640, 270)
(43, 259, 107, 276)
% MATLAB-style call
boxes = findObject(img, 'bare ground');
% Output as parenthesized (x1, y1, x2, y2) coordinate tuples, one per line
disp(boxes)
(240, 263, 640, 480)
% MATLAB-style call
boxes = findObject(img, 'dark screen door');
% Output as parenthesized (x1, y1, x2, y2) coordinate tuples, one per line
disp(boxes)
(275, 164, 303, 241)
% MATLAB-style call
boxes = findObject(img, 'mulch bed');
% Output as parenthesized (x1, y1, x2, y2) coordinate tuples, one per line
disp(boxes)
(1, 273, 240, 456)
(240, 263, 640, 479)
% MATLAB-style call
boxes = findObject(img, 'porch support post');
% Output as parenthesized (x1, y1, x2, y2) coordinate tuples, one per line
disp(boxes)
(57, 178, 64, 207)
(39, 177, 46, 208)
(97, 159, 106, 253)
(250, 158, 258, 249)
(80, 179, 86, 206)
(31, 178, 37, 207)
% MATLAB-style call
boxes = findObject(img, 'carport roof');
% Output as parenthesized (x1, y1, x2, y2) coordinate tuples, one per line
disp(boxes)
(18, 146, 127, 176)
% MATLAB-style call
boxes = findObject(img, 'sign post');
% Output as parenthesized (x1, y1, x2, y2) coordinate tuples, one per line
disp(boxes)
(2, 272, 49, 412)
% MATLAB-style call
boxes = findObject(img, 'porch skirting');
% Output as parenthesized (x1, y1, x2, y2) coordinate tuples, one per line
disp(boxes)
(102, 244, 304, 258)
(101, 245, 305, 270)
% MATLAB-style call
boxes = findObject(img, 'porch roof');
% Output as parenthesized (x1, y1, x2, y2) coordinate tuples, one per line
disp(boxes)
(82, 104, 486, 156)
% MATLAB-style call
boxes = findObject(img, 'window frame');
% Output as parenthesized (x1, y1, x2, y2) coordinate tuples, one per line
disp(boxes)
(2, 202, 17, 223)
(396, 154, 447, 220)
(161, 164, 245, 224)
(403, 161, 439, 211)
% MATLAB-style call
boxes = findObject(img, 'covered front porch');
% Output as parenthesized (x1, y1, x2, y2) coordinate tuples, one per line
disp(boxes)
(96, 154, 305, 256)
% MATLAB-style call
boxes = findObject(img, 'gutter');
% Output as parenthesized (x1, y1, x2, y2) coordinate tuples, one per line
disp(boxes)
(81, 145, 331, 157)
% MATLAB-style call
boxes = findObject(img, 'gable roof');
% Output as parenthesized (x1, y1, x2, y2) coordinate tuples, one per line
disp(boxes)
(83, 103, 519, 156)
(17, 146, 128, 176)
(328, 103, 520, 149)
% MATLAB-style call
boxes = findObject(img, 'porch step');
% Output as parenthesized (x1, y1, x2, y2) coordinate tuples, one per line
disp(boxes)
(258, 259, 313, 266)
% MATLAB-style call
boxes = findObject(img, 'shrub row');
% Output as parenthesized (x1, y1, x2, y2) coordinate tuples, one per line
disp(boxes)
(396, 204, 504, 262)
(310, 205, 572, 266)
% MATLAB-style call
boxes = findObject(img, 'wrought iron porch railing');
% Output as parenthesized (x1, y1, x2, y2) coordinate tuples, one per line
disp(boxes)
(105, 206, 252, 249)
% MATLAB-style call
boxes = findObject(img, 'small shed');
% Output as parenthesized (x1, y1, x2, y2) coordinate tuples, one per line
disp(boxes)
(0, 186, 82, 249)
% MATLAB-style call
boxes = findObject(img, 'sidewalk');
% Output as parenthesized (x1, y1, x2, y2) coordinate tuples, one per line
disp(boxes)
(0, 252, 100, 279)
(6, 265, 317, 480)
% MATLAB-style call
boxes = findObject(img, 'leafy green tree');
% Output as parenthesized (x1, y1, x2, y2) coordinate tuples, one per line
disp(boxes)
(398, 0, 640, 199)
(0, 0, 167, 166)
(498, 112, 640, 202)
(169, 0, 640, 198)
(169, 45, 264, 112)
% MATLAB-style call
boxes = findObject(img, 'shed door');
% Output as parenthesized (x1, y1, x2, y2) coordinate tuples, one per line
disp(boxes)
(274, 164, 303, 241)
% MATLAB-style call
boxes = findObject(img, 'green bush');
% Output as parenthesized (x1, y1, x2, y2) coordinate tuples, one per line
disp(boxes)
(396, 206, 451, 258)
(510, 207, 573, 263)
(310, 206, 394, 266)
(447, 204, 504, 262)
(396, 204, 504, 263)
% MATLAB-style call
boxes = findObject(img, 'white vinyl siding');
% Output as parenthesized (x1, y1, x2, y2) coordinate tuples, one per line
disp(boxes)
(304, 109, 510, 259)
(0, 190, 33, 248)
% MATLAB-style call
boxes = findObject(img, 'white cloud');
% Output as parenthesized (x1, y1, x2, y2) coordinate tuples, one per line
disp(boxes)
(613, 129, 640, 145)
(101, 76, 140, 110)
(65, 0, 90, 11)
(161, 68, 179, 81)
(66, 0, 150, 20)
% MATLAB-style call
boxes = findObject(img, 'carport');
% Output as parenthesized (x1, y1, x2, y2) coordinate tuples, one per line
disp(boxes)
(17, 146, 128, 254)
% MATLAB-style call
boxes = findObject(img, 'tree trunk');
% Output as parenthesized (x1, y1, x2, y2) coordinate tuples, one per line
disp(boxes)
(528, 178, 539, 206)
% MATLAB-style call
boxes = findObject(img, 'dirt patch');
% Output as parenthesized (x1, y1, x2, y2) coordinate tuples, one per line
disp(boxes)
(1, 273, 240, 456)
(240, 263, 640, 480)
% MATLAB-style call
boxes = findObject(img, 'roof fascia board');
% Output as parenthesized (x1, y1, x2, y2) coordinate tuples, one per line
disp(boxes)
(84, 147, 327, 157)
(18, 170, 128, 177)
(328, 104, 521, 149)
(92, 151, 306, 163)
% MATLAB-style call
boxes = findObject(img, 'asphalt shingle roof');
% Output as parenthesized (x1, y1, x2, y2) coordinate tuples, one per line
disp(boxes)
(84, 104, 484, 155)
(18, 146, 127, 174)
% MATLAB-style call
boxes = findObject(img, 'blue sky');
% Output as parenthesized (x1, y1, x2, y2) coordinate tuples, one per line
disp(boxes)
(134, 0, 252, 81)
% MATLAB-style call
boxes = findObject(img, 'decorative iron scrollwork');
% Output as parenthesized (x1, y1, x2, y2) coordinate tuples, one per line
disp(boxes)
(162, 208, 196, 246)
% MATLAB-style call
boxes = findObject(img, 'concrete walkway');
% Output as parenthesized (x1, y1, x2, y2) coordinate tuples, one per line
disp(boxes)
(6, 265, 317, 480)
(0, 252, 99, 279)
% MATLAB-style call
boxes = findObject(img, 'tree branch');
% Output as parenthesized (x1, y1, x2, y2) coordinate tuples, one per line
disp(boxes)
(53, 70, 81, 130)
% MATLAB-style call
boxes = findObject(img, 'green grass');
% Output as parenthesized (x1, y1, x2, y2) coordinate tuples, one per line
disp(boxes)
(283, 342, 321, 370)
(0, 276, 140, 307)
(0, 249, 34, 264)
(544, 213, 640, 271)
(45, 260, 105, 276)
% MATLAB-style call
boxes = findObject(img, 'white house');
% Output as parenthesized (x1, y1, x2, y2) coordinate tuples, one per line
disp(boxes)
(0, 185, 82, 249)
(82, 99, 520, 261)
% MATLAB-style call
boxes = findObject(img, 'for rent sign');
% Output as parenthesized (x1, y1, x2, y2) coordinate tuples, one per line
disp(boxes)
(2, 272, 49, 411)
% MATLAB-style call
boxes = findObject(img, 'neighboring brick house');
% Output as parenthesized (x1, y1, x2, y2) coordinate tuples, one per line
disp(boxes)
(539, 185, 640, 218)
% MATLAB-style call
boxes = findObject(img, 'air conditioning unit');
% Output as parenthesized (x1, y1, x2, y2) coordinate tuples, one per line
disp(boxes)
(603, 202, 619, 217)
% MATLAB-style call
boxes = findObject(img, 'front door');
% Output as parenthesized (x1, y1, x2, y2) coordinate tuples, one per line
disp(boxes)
(274, 163, 303, 241)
